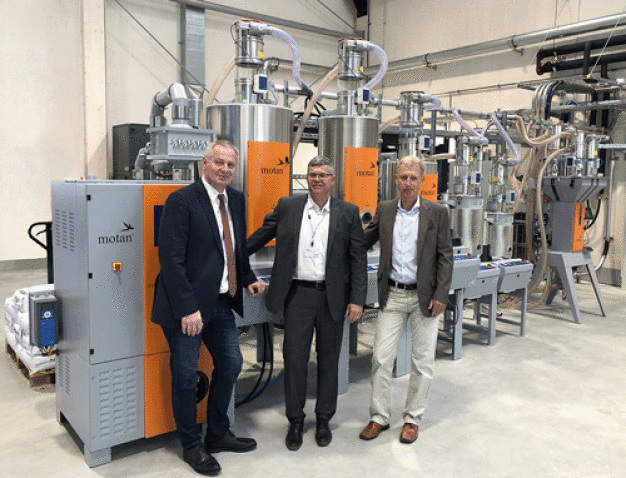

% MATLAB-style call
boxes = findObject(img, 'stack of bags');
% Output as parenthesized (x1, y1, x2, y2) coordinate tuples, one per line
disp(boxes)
(4, 284, 56, 373)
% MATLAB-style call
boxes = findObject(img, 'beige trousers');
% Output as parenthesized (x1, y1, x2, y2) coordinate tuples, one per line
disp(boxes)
(370, 287, 440, 426)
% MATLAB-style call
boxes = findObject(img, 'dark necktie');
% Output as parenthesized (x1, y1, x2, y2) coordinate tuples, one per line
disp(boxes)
(218, 193, 237, 297)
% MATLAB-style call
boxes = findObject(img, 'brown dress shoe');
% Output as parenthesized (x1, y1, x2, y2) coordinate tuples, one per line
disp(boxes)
(400, 423, 418, 443)
(359, 421, 390, 440)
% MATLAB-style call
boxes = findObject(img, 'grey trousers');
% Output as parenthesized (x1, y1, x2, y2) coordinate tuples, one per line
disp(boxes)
(282, 284, 344, 422)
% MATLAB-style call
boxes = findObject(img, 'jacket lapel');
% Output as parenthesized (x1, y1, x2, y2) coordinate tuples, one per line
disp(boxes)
(292, 195, 307, 249)
(194, 181, 224, 257)
(227, 187, 243, 256)
(380, 199, 397, 259)
(327, 196, 339, 255)
(416, 199, 430, 264)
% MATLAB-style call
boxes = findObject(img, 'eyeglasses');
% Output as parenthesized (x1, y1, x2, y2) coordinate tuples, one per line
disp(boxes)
(398, 174, 421, 181)
(307, 173, 333, 179)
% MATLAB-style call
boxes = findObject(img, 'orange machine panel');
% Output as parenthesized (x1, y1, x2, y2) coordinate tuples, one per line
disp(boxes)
(343, 147, 378, 221)
(143, 184, 186, 355)
(247, 141, 290, 245)
(143, 183, 214, 438)
(144, 347, 213, 438)
(420, 173, 438, 202)
(572, 202, 585, 252)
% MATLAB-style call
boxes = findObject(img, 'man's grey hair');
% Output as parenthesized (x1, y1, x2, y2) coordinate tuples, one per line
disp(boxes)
(307, 156, 335, 175)
(204, 139, 239, 160)
(397, 155, 424, 178)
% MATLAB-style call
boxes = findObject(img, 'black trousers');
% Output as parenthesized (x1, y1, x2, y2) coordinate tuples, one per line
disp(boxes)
(282, 283, 344, 422)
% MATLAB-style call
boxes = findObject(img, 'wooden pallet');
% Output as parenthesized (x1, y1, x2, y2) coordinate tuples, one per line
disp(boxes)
(5, 340, 55, 389)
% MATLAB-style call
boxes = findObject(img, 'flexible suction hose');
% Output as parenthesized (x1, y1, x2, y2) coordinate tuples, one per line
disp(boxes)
(527, 147, 570, 296)
(206, 56, 236, 105)
(292, 65, 339, 158)
(363, 42, 388, 90)
(490, 112, 521, 164)
(422, 94, 442, 111)
(268, 26, 311, 94)
(451, 109, 489, 145)
(378, 115, 400, 134)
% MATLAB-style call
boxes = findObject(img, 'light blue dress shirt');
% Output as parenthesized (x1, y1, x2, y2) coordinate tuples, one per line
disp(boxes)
(389, 197, 420, 285)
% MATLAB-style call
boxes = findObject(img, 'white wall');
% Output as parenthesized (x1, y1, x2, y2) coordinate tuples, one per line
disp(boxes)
(363, 0, 626, 281)
(0, 0, 355, 263)
(0, 0, 85, 263)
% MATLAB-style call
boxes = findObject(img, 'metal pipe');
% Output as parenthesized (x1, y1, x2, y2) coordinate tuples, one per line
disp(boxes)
(273, 83, 338, 100)
(151, 83, 190, 127)
(170, 0, 356, 38)
(548, 99, 626, 113)
(262, 57, 334, 76)
(373, 98, 400, 107)
(367, 13, 626, 74)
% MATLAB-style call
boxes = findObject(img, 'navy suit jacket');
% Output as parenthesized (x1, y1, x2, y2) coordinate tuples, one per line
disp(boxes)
(247, 194, 367, 322)
(151, 180, 257, 328)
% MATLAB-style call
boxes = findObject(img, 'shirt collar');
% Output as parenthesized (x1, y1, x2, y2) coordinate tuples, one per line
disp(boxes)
(397, 196, 420, 214)
(202, 177, 226, 205)
(306, 194, 331, 214)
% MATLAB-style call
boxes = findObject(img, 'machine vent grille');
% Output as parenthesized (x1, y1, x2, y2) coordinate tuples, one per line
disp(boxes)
(97, 364, 141, 441)
(57, 353, 70, 395)
(53, 208, 75, 252)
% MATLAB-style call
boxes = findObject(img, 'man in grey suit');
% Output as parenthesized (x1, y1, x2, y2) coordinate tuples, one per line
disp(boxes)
(359, 155, 453, 444)
(247, 156, 367, 451)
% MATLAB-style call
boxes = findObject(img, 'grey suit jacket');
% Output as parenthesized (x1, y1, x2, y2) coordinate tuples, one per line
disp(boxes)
(247, 194, 367, 322)
(364, 197, 453, 316)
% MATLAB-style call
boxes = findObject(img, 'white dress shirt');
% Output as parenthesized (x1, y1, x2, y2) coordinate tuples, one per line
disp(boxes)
(295, 195, 330, 281)
(389, 197, 420, 285)
(202, 177, 235, 294)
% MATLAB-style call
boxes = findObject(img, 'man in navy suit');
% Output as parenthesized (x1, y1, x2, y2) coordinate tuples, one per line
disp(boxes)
(152, 140, 266, 476)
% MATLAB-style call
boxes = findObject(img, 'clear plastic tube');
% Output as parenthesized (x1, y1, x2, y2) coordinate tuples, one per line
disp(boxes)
(452, 109, 489, 145)
(490, 112, 521, 164)
(422, 94, 442, 111)
(268, 26, 311, 93)
(363, 42, 388, 90)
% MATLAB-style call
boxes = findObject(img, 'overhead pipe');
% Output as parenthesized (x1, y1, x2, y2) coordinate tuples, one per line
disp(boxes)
(537, 51, 626, 75)
(366, 13, 626, 75)
(536, 33, 626, 75)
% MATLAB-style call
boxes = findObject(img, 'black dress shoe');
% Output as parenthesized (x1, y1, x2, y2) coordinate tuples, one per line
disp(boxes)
(205, 430, 257, 453)
(285, 419, 304, 451)
(183, 444, 221, 476)
(315, 419, 332, 447)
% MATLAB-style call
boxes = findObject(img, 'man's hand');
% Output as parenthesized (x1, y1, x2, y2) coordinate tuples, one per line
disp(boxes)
(247, 280, 267, 297)
(344, 303, 363, 323)
(428, 299, 446, 318)
(181, 310, 203, 336)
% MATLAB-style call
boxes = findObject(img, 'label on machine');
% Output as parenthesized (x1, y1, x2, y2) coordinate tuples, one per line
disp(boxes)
(420, 174, 438, 202)
(247, 141, 291, 246)
(343, 147, 378, 224)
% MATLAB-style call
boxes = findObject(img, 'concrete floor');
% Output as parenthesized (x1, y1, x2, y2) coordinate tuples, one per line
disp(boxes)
(1, 267, 625, 477)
